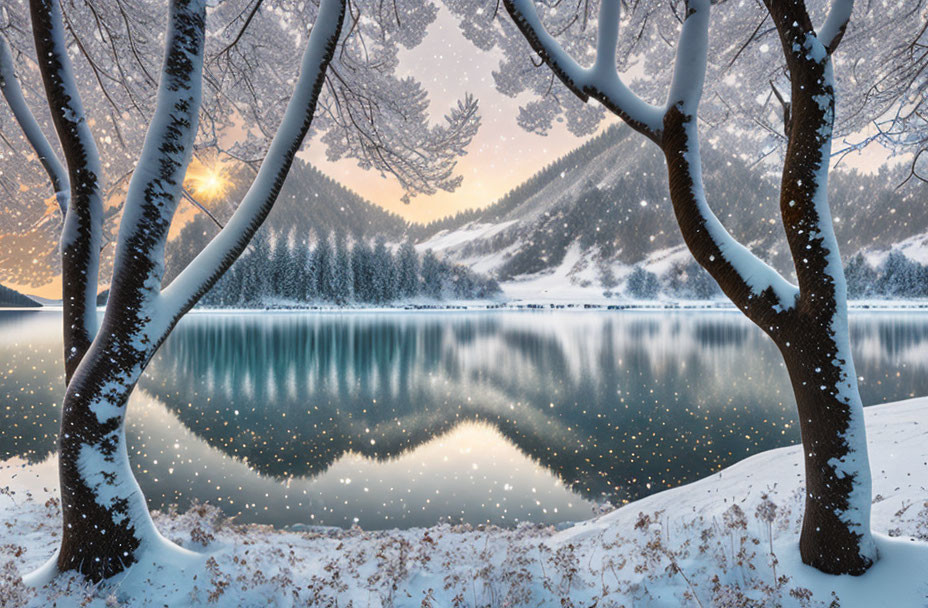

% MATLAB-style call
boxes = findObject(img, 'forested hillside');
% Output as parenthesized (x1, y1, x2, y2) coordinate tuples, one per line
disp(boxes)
(0, 283, 40, 307)
(418, 124, 927, 297)
(164, 159, 410, 286)
(164, 128, 927, 303)
(199, 231, 500, 308)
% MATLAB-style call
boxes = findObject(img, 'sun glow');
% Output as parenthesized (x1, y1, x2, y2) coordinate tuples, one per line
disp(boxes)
(185, 160, 231, 202)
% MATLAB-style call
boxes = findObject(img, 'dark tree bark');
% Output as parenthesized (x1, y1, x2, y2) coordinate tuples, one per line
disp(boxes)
(53, 0, 209, 578)
(764, 0, 873, 574)
(505, 0, 876, 574)
(24, 0, 346, 581)
(31, 0, 105, 383)
(662, 102, 873, 575)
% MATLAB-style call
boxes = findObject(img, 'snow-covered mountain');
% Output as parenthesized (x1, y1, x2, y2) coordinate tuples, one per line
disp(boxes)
(164, 128, 926, 303)
(416, 125, 926, 300)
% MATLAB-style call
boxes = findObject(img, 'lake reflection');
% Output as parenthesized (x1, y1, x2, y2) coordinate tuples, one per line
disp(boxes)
(2, 309, 927, 529)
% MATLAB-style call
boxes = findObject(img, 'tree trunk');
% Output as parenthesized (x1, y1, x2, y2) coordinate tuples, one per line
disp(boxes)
(30, 0, 104, 383)
(661, 106, 876, 575)
(55, 331, 157, 581)
(779, 309, 875, 575)
(501, 0, 876, 576)
(43, 0, 346, 582)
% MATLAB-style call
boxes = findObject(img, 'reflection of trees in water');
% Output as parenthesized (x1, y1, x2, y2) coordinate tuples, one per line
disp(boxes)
(139, 314, 820, 504)
(0, 311, 64, 463)
(849, 315, 928, 403)
(6, 311, 928, 506)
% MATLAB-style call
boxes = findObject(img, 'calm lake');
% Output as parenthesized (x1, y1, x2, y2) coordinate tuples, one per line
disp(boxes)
(1, 309, 926, 530)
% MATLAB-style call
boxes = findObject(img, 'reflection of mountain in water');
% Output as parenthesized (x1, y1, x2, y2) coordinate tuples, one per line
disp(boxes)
(136, 313, 844, 503)
(6, 311, 928, 511)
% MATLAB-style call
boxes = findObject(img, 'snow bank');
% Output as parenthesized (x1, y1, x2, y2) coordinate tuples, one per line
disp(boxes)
(1, 398, 927, 607)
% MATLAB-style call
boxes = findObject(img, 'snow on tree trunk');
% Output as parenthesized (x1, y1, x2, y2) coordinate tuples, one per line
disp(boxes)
(662, 105, 874, 574)
(36, 0, 346, 582)
(52, 0, 209, 579)
(30, 0, 104, 383)
(502, 0, 876, 574)
(765, 0, 875, 573)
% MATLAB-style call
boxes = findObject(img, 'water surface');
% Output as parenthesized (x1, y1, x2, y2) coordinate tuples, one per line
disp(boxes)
(1, 309, 926, 529)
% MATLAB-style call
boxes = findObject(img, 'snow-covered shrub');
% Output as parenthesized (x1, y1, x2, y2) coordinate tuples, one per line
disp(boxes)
(0, 554, 30, 607)
(663, 261, 722, 299)
(626, 266, 660, 299)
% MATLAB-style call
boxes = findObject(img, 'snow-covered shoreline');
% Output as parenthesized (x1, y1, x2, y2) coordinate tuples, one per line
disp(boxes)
(10, 298, 928, 315)
(2, 398, 927, 607)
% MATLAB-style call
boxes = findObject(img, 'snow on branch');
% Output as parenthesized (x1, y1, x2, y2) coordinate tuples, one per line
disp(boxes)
(665, 0, 710, 115)
(107, 0, 207, 310)
(818, 0, 854, 54)
(160, 0, 345, 324)
(672, 119, 800, 313)
(0, 34, 68, 216)
(496, 0, 800, 315)
(30, 0, 105, 378)
(503, 0, 664, 142)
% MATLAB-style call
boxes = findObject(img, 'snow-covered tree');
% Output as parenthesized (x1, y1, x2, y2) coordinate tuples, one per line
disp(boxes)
(331, 232, 353, 304)
(420, 249, 443, 299)
(446, 0, 904, 573)
(664, 261, 722, 300)
(301, 244, 317, 302)
(311, 231, 334, 301)
(877, 251, 925, 298)
(625, 266, 660, 300)
(396, 240, 421, 298)
(0, 0, 481, 288)
(844, 253, 877, 299)
(370, 236, 396, 303)
(0, 0, 480, 582)
(268, 231, 287, 300)
(351, 238, 375, 301)
(281, 229, 302, 301)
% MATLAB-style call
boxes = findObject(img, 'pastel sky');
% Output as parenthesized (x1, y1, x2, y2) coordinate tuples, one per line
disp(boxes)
(298, 7, 889, 224)
(299, 6, 600, 224)
(4, 6, 892, 299)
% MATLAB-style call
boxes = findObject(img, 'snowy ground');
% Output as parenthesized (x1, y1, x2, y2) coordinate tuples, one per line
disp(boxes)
(1, 398, 927, 607)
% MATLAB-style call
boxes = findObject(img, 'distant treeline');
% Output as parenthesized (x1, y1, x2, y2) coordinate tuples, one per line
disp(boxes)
(845, 252, 928, 299)
(200, 231, 501, 308)
(606, 261, 723, 300)
(613, 252, 928, 301)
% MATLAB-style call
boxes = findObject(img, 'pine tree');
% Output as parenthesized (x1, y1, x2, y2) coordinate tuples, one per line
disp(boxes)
(878, 251, 922, 298)
(268, 231, 290, 301)
(311, 231, 334, 301)
(332, 232, 353, 304)
(396, 240, 420, 299)
(279, 229, 300, 301)
(420, 249, 443, 299)
(351, 239, 374, 302)
(371, 236, 396, 303)
(301, 243, 317, 302)
(243, 231, 272, 306)
(626, 266, 660, 299)
(845, 253, 877, 299)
